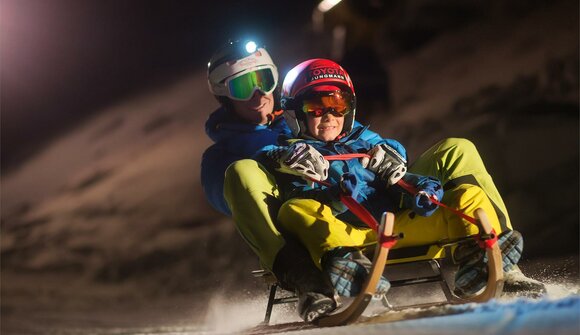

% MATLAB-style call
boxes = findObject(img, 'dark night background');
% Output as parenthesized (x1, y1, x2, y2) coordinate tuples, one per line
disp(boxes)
(1, 0, 578, 334)
(1, 0, 313, 173)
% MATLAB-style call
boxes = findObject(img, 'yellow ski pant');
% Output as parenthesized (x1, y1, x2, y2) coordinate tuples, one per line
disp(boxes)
(224, 138, 512, 271)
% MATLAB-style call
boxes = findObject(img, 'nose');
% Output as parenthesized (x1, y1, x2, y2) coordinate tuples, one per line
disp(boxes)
(321, 111, 335, 121)
(249, 89, 266, 102)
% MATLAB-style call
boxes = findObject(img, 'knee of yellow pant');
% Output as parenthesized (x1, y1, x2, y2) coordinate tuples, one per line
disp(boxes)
(449, 184, 485, 209)
(450, 184, 501, 231)
(278, 199, 307, 223)
(224, 159, 277, 193)
(278, 199, 323, 229)
(225, 159, 258, 184)
(438, 138, 477, 154)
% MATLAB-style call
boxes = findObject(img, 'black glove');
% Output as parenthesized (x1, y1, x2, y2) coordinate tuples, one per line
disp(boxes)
(361, 144, 407, 186)
(267, 142, 329, 181)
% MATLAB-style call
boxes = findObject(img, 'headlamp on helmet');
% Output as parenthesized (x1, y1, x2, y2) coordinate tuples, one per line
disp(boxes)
(207, 40, 278, 101)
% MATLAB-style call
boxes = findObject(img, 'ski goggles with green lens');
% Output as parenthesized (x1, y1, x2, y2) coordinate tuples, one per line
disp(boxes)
(225, 67, 277, 101)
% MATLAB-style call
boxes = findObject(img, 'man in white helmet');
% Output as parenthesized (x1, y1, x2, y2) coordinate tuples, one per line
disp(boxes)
(202, 39, 394, 322)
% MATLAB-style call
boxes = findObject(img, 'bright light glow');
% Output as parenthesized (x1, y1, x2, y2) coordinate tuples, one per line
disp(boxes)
(245, 41, 257, 53)
(317, 0, 342, 12)
(283, 67, 301, 89)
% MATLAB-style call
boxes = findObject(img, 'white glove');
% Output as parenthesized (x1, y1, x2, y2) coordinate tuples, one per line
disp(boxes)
(361, 144, 407, 186)
(267, 142, 329, 181)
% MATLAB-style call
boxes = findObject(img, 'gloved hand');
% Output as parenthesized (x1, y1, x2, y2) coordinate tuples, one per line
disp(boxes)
(361, 144, 407, 186)
(267, 142, 329, 181)
(411, 177, 443, 216)
(339, 172, 361, 199)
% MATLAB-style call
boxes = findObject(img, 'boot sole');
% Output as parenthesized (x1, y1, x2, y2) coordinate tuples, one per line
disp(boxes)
(303, 297, 337, 323)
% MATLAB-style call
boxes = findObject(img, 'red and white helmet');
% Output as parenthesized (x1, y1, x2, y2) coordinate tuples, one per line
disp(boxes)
(281, 58, 356, 138)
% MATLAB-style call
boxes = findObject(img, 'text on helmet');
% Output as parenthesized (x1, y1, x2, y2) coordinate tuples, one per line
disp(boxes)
(308, 67, 346, 82)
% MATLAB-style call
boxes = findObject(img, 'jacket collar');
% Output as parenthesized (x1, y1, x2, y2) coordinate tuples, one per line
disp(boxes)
(205, 106, 286, 142)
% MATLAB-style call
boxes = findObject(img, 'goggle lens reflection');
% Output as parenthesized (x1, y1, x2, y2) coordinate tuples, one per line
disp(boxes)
(227, 68, 276, 100)
(302, 92, 353, 117)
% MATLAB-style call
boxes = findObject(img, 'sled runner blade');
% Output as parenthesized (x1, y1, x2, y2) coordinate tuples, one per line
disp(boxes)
(316, 212, 396, 327)
(460, 208, 504, 302)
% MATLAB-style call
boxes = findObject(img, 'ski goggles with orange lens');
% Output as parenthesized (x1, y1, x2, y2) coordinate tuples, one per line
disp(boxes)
(225, 68, 277, 101)
(301, 91, 354, 117)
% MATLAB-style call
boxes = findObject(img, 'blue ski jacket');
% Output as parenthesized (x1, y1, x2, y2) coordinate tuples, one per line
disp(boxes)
(201, 107, 290, 215)
(201, 107, 389, 215)
(255, 126, 442, 226)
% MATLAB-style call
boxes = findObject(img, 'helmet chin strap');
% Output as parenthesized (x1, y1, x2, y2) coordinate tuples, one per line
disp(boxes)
(335, 131, 348, 140)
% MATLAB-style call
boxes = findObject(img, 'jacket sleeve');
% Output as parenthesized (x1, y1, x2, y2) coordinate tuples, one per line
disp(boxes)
(356, 122, 382, 145)
(356, 123, 408, 161)
(201, 144, 238, 215)
(201, 117, 286, 215)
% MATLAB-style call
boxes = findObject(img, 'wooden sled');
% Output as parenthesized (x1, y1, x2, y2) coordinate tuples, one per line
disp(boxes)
(253, 208, 503, 327)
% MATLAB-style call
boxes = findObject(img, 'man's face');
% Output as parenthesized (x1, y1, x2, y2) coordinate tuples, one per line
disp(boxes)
(230, 91, 274, 125)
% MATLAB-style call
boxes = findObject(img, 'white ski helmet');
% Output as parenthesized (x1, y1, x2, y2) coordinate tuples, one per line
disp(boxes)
(281, 58, 357, 138)
(207, 39, 279, 101)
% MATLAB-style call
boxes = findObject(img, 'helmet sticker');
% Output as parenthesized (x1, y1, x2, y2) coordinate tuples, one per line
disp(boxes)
(308, 67, 346, 82)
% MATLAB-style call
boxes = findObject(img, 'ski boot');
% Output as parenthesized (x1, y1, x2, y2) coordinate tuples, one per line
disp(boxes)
(454, 229, 524, 297)
(322, 247, 390, 297)
(272, 239, 337, 323)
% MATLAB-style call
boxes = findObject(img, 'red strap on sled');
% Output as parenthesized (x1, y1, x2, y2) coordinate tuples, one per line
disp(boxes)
(339, 194, 399, 248)
(339, 193, 378, 231)
(396, 179, 497, 249)
(321, 153, 498, 249)
(315, 179, 398, 248)
(316, 179, 380, 231)
(325, 153, 369, 161)
(396, 179, 476, 224)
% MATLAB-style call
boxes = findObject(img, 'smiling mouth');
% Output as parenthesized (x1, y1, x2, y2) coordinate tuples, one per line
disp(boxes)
(251, 103, 266, 111)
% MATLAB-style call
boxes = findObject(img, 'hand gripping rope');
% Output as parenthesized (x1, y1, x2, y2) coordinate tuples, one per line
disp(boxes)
(321, 153, 498, 250)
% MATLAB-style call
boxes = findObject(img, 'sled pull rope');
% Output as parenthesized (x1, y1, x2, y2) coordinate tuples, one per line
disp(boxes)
(314, 178, 400, 247)
(321, 153, 497, 249)
(339, 193, 401, 248)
